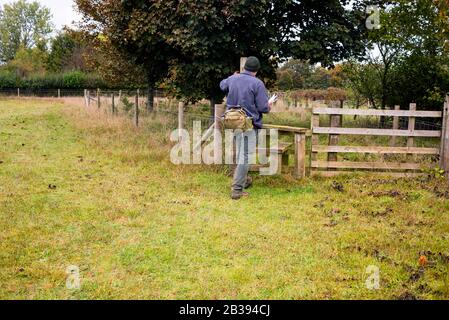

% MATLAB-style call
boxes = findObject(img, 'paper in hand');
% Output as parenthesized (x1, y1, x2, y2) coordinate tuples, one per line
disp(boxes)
(269, 94, 278, 105)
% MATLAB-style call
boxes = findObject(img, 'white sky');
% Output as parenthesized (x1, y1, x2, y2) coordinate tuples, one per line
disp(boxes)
(0, 0, 80, 30)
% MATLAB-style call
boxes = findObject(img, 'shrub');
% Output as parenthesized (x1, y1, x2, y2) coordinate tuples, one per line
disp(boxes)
(0, 71, 20, 89)
(0, 70, 107, 90)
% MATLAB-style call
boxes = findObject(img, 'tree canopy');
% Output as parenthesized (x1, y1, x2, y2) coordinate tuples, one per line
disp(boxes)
(75, 0, 367, 104)
(0, 0, 53, 63)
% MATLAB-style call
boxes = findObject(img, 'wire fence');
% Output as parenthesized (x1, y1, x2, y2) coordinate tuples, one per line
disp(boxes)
(1, 87, 443, 132)
(0, 88, 167, 99)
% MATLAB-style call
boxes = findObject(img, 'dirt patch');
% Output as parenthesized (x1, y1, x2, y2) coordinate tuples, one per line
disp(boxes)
(362, 207, 393, 218)
(420, 179, 449, 199)
(331, 181, 344, 192)
(396, 291, 418, 300)
(409, 267, 425, 282)
(367, 190, 410, 200)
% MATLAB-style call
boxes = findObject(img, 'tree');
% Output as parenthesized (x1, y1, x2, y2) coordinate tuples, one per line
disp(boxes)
(47, 29, 89, 73)
(82, 33, 147, 89)
(276, 60, 312, 90)
(276, 59, 346, 90)
(75, 0, 176, 110)
(75, 0, 366, 109)
(342, 60, 383, 109)
(161, 0, 365, 103)
(7, 46, 47, 77)
(344, 0, 449, 114)
(0, 0, 53, 63)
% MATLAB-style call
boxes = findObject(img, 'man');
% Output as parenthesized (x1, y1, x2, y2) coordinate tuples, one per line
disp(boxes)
(220, 56, 272, 200)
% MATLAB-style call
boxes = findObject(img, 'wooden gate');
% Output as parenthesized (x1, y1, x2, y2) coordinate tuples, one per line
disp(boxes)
(309, 97, 449, 177)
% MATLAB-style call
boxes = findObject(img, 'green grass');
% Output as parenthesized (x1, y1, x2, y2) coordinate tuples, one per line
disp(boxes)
(1, 98, 449, 300)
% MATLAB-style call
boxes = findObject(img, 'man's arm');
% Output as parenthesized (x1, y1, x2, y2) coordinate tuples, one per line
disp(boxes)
(220, 77, 230, 94)
(255, 82, 270, 114)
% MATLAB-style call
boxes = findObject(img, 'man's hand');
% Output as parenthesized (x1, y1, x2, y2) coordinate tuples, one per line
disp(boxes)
(268, 94, 278, 105)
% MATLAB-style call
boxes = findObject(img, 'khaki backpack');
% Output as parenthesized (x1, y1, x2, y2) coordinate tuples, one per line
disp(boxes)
(222, 107, 253, 131)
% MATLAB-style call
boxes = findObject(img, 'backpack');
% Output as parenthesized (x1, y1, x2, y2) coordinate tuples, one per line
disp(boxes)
(222, 106, 254, 131)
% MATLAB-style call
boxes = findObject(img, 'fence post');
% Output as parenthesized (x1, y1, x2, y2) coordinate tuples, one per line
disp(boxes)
(214, 104, 226, 164)
(327, 100, 343, 163)
(391, 105, 400, 146)
(111, 92, 115, 114)
(97, 89, 101, 109)
(441, 95, 449, 177)
(240, 57, 248, 73)
(58, 89, 61, 99)
(135, 89, 139, 127)
(311, 111, 319, 162)
(17, 88, 20, 97)
(407, 103, 416, 160)
(294, 131, 306, 179)
(178, 101, 185, 139)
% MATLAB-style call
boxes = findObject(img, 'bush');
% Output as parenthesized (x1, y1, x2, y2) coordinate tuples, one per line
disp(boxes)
(0, 71, 20, 89)
(0, 70, 107, 90)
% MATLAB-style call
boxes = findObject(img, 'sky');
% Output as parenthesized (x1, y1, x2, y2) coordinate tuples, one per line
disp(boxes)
(0, 0, 80, 30)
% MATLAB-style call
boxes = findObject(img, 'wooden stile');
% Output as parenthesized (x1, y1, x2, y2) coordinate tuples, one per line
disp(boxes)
(311, 104, 443, 177)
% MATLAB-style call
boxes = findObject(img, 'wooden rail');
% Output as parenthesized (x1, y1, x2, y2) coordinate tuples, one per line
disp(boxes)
(313, 108, 442, 118)
(310, 103, 444, 177)
(313, 127, 441, 137)
(312, 145, 440, 155)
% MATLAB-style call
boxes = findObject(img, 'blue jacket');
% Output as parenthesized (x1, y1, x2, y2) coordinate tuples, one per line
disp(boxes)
(220, 71, 270, 129)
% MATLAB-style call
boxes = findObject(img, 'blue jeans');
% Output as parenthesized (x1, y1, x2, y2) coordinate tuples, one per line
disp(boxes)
(232, 129, 257, 191)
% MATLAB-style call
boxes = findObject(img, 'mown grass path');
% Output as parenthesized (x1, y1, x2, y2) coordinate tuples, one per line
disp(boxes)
(1, 99, 449, 299)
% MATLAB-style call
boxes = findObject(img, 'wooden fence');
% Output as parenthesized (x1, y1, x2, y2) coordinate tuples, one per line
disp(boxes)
(310, 97, 448, 177)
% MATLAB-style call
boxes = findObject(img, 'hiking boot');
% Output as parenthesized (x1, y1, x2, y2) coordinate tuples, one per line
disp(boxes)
(244, 176, 253, 189)
(231, 190, 249, 200)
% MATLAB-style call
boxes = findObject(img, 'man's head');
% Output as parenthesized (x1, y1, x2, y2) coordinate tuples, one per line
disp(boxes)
(244, 56, 261, 74)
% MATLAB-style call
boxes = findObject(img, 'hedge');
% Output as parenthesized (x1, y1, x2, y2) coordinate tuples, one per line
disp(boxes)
(0, 71, 107, 90)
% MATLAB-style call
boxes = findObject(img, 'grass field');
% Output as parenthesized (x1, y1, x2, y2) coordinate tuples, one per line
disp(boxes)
(1, 98, 449, 300)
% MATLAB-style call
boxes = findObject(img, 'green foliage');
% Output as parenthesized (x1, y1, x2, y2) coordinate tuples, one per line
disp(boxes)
(47, 30, 88, 73)
(277, 59, 346, 91)
(7, 46, 47, 77)
(0, 70, 105, 89)
(120, 96, 135, 113)
(62, 71, 87, 89)
(75, 0, 366, 102)
(344, 0, 449, 111)
(0, 0, 53, 63)
(424, 167, 446, 179)
(0, 70, 20, 89)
